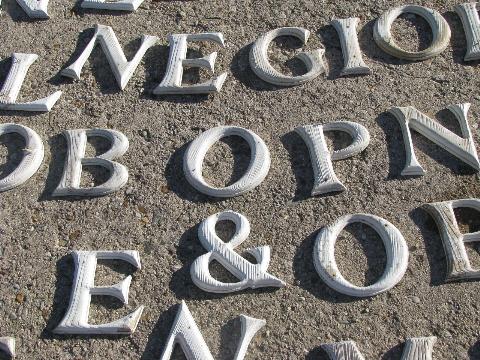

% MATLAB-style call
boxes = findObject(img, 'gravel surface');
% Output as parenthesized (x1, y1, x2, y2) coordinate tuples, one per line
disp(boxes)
(0, 0, 479, 359)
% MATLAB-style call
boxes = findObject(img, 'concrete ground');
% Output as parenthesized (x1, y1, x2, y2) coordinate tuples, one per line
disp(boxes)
(0, 0, 479, 358)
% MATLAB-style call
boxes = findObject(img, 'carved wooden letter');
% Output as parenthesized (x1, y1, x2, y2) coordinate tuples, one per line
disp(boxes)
(0, 337, 15, 358)
(80, 0, 144, 11)
(61, 24, 158, 90)
(191, 210, 286, 293)
(423, 198, 480, 281)
(0, 123, 43, 192)
(184, 126, 270, 197)
(249, 27, 326, 86)
(0, 53, 61, 112)
(295, 121, 370, 196)
(313, 214, 409, 297)
(153, 33, 227, 95)
(331, 18, 370, 76)
(455, 2, 480, 61)
(374, 5, 451, 60)
(52, 128, 129, 197)
(322, 337, 437, 360)
(389, 103, 480, 175)
(54, 251, 144, 335)
(15, 0, 49, 18)
(160, 301, 265, 360)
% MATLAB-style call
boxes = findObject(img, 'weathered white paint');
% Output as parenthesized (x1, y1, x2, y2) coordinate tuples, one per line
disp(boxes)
(0, 123, 44, 192)
(331, 18, 371, 76)
(249, 27, 326, 86)
(54, 251, 144, 335)
(153, 33, 227, 95)
(0, 53, 61, 112)
(80, 0, 144, 11)
(160, 301, 265, 360)
(313, 214, 409, 297)
(52, 128, 129, 197)
(389, 103, 480, 175)
(184, 126, 270, 197)
(374, 5, 451, 60)
(191, 211, 286, 293)
(455, 2, 480, 61)
(295, 121, 370, 196)
(424, 198, 480, 281)
(61, 24, 158, 90)
(15, 0, 49, 18)
(0, 337, 15, 358)
(322, 337, 437, 360)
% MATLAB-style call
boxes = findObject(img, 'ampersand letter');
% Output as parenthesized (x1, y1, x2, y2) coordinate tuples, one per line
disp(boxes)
(191, 211, 286, 293)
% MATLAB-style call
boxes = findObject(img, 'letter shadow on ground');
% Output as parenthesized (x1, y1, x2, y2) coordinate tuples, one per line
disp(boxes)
(469, 340, 480, 359)
(280, 131, 316, 202)
(306, 343, 404, 360)
(293, 226, 387, 304)
(169, 223, 280, 301)
(39, 134, 111, 202)
(411, 206, 480, 287)
(376, 110, 477, 180)
(48, 27, 95, 86)
(0, 132, 25, 180)
(141, 304, 239, 360)
(0, 0, 48, 22)
(164, 136, 251, 204)
(50, 28, 146, 95)
(41, 254, 138, 340)
(443, 10, 480, 68)
(409, 207, 447, 286)
(315, 25, 348, 80)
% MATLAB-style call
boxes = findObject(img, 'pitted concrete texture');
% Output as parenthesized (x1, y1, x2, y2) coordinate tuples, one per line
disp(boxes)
(0, 0, 479, 359)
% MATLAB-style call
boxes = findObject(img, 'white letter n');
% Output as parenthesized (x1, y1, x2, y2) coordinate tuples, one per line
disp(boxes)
(389, 103, 480, 176)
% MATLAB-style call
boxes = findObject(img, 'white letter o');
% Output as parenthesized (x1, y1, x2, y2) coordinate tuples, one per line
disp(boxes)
(313, 214, 409, 297)
(183, 126, 270, 197)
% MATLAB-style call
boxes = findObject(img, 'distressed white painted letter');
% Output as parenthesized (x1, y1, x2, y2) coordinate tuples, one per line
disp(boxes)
(160, 301, 265, 360)
(0, 123, 44, 192)
(389, 103, 480, 175)
(295, 121, 370, 196)
(455, 2, 480, 61)
(54, 251, 144, 335)
(322, 337, 436, 360)
(191, 211, 285, 293)
(374, 5, 451, 60)
(314, 214, 409, 297)
(61, 24, 158, 90)
(15, 0, 49, 18)
(424, 198, 480, 281)
(249, 27, 326, 86)
(53, 129, 129, 197)
(0, 337, 15, 358)
(331, 18, 370, 76)
(81, 0, 144, 11)
(153, 33, 227, 95)
(184, 126, 270, 197)
(0, 53, 61, 112)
